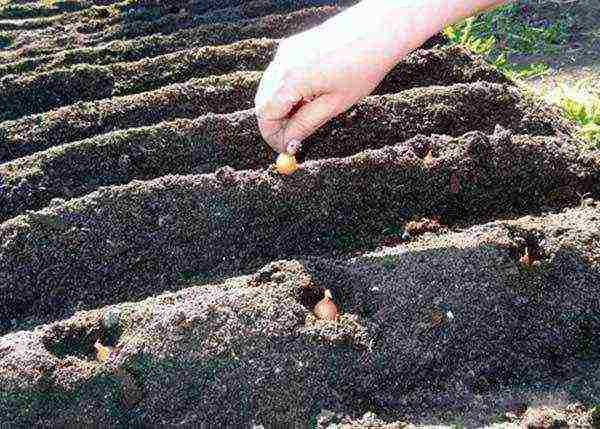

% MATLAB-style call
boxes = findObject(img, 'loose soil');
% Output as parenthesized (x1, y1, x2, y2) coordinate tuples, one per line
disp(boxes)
(0, 0, 598, 427)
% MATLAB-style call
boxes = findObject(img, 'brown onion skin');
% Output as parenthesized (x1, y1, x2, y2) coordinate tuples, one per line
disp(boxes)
(275, 153, 298, 175)
(314, 289, 339, 321)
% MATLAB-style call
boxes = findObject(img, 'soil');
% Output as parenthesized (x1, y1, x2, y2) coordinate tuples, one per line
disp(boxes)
(515, 0, 600, 93)
(0, 0, 599, 427)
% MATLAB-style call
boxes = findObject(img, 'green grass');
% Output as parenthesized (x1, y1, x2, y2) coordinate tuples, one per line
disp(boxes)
(443, 2, 574, 80)
(444, 3, 600, 147)
(591, 405, 600, 428)
(0, 32, 14, 49)
(545, 82, 600, 148)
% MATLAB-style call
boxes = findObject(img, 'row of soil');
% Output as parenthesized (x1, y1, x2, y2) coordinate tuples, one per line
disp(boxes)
(0, 196, 599, 426)
(2, 0, 351, 64)
(0, 0, 104, 20)
(0, 124, 597, 324)
(0, 0, 262, 32)
(0, 1, 146, 32)
(0, 44, 507, 160)
(0, 81, 571, 222)
(0, 38, 276, 122)
(0, 4, 344, 76)
(85, 0, 359, 45)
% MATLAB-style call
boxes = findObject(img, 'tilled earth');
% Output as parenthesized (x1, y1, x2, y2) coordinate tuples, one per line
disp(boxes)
(0, 0, 599, 427)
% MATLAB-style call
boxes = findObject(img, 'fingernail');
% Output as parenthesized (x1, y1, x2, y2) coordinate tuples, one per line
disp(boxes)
(286, 139, 302, 154)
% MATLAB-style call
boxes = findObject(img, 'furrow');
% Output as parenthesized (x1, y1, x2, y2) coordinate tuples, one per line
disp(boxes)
(0, 81, 573, 222)
(0, 44, 507, 162)
(0, 5, 344, 76)
(0, 64, 115, 122)
(0, 38, 276, 121)
(89, 0, 359, 45)
(0, 1, 131, 32)
(0, 1, 89, 20)
(0, 126, 597, 324)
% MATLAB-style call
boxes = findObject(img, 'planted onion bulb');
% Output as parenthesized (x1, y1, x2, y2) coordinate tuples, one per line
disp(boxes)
(519, 247, 533, 268)
(275, 153, 298, 175)
(314, 289, 339, 321)
(94, 340, 113, 362)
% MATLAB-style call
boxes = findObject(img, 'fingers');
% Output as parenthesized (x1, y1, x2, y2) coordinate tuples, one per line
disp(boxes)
(254, 62, 303, 154)
(256, 90, 343, 155)
(280, 93, 341, 154)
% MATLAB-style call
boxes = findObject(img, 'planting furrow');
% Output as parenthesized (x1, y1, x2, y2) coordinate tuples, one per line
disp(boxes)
(0, 64, 114, 122)
(0, 82, 573, 221)
(0, 44, 508, 162)
(0, 1, 129, 34)
(108, 38, 276, 96)
(0, 125, 598, 324)
(0, 0, 250, 35)
(0, 213, 598, 424)
(0, 1, 88, 20)
(90, 0, 359, 44)
(0, 5, 344, 77)
(0, 72, 262, 163)
(0, 38, 275, 121)
(0, 71, 262, 163)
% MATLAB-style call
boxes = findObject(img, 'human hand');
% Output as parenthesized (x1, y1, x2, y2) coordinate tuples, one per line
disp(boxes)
(254, 2, 405, 155)
(254, 0, 507, 155)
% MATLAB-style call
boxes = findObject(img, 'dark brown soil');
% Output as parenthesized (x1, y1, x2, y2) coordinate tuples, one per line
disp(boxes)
(0, 0, 598, 427)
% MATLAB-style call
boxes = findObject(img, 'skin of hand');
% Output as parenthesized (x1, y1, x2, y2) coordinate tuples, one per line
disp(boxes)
(254, 0, 506, 155)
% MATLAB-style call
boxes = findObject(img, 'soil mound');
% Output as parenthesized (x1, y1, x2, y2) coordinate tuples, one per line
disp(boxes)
(0, 0, 598, 426)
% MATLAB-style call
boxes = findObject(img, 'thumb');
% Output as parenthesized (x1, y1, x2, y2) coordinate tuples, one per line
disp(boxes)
(282, 93, 342, 154)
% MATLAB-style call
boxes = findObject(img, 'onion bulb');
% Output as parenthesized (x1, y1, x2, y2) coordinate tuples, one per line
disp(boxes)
(94, 340, 113, 362)
(275, 153, 298, 175)
(314, 289, 339, 321)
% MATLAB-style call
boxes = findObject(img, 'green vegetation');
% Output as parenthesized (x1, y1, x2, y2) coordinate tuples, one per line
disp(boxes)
(443, 2, 573, 80)
(591, 405, 600, 428)
(444, 3, 599, 147)
(546, 82, 600, 148)
(0, 32, 13, 49)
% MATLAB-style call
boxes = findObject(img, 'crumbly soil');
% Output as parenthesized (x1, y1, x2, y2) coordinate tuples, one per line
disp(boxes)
(0, 0, 599, 427)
